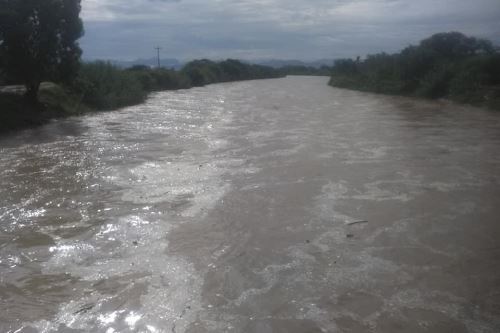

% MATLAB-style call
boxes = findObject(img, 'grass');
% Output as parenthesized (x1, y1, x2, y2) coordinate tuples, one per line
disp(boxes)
(0, 83, 89, 134)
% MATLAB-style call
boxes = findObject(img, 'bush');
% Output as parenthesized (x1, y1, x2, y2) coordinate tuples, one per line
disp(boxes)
(181, 59, 221, 86)
(0, 84, 87, 133)
(149, 69, 191, 90)
(415, 63, 454, 98)
(181, 59, 282, 87)
(448, 55, 500, 107)
(329, 32, 500, 110)
(73, 61, 147, 110)
(72, 59, 282, 111)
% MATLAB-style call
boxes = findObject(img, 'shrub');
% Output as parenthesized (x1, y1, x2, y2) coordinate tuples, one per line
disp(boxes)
(329, 32, 500, 110)
(73, 61, 147, 110)
(415, 63, 454, 98)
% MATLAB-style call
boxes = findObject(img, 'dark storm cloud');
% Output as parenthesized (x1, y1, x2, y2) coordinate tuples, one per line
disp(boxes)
(80, 0, 500, 61)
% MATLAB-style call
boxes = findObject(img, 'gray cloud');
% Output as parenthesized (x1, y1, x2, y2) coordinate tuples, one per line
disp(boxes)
(80, 0, 500, 61)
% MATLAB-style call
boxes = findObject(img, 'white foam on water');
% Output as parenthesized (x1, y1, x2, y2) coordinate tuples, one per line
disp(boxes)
(35, 213, 203, 332)
(28, 83, 244, 333)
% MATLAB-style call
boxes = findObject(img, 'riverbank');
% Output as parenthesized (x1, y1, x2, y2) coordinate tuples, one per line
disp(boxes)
(0, 59, 284, 134)
(329, 74, 500, 111)
(0, 84, 89, 133)
(328, 32, 500, 111)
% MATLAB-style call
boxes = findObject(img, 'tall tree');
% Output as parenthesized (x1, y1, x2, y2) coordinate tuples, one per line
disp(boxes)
(419, 32, 494, 59)
(0, 0, 83, 102)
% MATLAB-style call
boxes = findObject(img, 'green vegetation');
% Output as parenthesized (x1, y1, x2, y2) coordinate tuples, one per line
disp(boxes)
(0, 57, 283, 133)
(329, 32, 500, 110)
(181, 59, 282, 86)
(127, 65, 191, 92)
(2, 0, 498, 135)
(0, 83, 88, 132)
(71, 59, 282, 111)
(0, 2, 283, 133)
(73, 62, 148, 110)
(0, 0, 282, 133)
(0, 0, 83, 102)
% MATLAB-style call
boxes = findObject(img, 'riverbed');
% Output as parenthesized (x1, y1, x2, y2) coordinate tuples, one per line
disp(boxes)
(1, 76, 499, 332)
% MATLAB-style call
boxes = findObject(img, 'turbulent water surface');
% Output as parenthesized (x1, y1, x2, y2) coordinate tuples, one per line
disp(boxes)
(1, 76, 500, 332)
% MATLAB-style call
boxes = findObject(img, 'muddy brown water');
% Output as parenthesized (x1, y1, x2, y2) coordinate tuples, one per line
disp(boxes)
(1, 76, 500, 332)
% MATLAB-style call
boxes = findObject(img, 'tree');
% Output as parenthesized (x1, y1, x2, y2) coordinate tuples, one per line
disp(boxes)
(332, 58, 358, 75)
(419, 32, 494, 59)
(219, 59, 249, 81)
(0, 0, 83, 103)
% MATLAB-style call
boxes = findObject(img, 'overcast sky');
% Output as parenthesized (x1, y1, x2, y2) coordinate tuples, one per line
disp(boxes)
(80, 0, 500, 61)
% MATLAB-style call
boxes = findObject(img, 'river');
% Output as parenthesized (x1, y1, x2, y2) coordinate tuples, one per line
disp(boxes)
(1, 76, 499, 332)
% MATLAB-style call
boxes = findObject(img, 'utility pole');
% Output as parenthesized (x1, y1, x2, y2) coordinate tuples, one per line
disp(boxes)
(155, 46, 162, 68)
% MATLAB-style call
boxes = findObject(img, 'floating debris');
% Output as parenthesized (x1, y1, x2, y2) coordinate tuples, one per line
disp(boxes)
(74, 303, 95, 315)
(345, 220, 368, 226)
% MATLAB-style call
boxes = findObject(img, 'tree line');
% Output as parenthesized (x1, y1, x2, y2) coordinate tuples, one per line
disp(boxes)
(0, 1, 282, 110)
(74, 59, 283, 110)
(2, 1, 499, 133)
(0, 1, 290, 132)
(329, 32, 500, 110)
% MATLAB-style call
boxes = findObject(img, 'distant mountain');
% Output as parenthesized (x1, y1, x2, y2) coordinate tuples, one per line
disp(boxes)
(249, 59, 335, 68)
(105, 58, 183, 69)
(83, 57, 335, 70)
